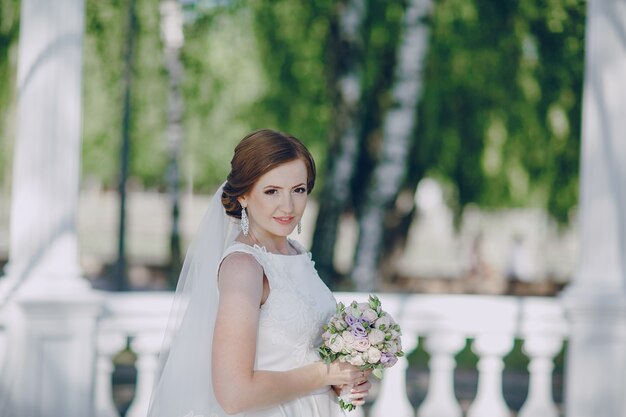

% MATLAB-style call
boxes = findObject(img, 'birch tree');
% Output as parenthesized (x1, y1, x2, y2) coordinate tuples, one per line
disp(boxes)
(160, 0, 185, 280)
(351, 0, 433, 291)
(310, 0, 367, 287)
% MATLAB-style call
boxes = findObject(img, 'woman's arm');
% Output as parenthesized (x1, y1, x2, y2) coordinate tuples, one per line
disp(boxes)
(212, 252, 365, 415)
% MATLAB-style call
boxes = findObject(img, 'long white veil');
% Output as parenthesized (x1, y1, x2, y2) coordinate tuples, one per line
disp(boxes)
(147, 182, 239, 417)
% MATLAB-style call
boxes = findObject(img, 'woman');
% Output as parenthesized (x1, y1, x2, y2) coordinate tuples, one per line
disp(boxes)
(147, 129, 371, 417)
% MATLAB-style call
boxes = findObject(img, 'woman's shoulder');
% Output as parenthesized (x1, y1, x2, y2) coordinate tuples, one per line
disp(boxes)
(220, 250, 264, 276)
(222, 240, 268, 259)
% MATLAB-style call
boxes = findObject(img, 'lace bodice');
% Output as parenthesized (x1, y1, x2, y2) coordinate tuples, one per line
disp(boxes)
(220, 240, 337, 370)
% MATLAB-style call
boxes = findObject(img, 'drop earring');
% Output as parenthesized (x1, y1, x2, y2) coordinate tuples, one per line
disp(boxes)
(241, 207, 249, 236)
(297, 220, 302, 235)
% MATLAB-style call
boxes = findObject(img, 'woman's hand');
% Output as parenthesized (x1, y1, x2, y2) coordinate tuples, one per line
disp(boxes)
(320, 361, 369, 387)
(344, 379, 372, 406)
(326, 365, 372, 406)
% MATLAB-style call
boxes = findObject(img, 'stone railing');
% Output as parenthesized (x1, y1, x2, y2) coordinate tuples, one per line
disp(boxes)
(96, 292, 569, 417)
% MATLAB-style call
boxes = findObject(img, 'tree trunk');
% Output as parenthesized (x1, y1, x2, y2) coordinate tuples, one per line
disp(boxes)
(311, 0, 366, 288)
(160, 0, 185, 286)
(351, 0, 433, 291)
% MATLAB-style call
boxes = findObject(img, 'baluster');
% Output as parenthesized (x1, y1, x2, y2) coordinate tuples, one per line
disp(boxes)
(417, 331, 465, 417)
(517, 335, 562, 417)
(369, 330, 418, 417)
(95, 332, 126, 417)
(466, 334, 514, 417)
(125, 333, 163, 417)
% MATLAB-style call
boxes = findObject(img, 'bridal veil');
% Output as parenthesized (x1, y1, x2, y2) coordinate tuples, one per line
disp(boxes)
(147, 182, 238, 417)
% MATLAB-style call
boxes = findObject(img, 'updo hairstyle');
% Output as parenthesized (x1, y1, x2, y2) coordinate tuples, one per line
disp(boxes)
(221, 129, 316, 219)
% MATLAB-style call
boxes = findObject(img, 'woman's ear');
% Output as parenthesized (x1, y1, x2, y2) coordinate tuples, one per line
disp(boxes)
(237, 196, 247, 208)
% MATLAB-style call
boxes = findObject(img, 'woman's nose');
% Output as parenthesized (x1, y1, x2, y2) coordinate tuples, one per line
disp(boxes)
(279, 193, 294, 212)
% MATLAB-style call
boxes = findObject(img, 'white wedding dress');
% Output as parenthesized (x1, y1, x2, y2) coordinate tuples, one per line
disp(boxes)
(219, 240, 345, 417)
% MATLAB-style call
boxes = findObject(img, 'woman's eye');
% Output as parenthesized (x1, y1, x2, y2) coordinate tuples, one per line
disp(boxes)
(264, 189, 278, 195)
(294, 187, 307, 194)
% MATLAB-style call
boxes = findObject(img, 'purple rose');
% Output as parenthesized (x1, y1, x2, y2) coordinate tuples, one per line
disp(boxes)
(351, 322, 368, 339)
(381, 352, 398, 367)
(345, 314, 359, 327)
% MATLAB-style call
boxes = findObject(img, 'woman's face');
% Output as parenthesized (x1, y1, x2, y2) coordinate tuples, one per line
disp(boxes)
(238, 159, 308, 241)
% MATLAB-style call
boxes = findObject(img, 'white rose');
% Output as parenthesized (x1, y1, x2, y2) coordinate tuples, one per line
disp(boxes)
(362, 308, 378, 323)
(390, 329, 400, 340)
(357, 302, 370, 311)
(342, 330, 356, 345)
(368, 328, 386, 345)
(321, 330, 331, 341)
(329, 335, 345, 353)
(353, 338, 371, 352)
(349, 305, 362, 318)
(374, 315, 392, 330)
(367, 347, 382, 364)
(348, 354, 365, 366)
(334, 318, 348, 331)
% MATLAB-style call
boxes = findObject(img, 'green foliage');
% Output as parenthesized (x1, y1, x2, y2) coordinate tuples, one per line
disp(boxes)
(414, 0, 585, 223)
(180, 5, 269, 191)
(247, 0, 336, 183)
(0, 0, 19, 187)
(1, 0, 585, 225)
(83, 0, 167, 189)
(130, 0, 168, 189)
(82, 0, 126, 188)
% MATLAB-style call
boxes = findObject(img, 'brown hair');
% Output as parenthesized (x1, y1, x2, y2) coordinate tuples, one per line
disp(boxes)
(222, 129, 316, 218)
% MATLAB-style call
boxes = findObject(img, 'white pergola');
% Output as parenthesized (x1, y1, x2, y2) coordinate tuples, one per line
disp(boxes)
(0, 0, 625, 416)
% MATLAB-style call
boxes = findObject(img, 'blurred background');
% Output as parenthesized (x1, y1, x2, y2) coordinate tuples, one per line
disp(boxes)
(0, 0, 589, 415)
(0, 0, 585, 295)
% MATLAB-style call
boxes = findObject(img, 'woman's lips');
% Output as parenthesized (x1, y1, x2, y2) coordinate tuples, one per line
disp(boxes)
(274, 216, 295, 225)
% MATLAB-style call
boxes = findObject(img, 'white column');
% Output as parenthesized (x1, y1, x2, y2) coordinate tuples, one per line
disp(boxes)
(1, 0, 87, 296)
(561, 0, 626, 416)
(0, 0, 103, 416)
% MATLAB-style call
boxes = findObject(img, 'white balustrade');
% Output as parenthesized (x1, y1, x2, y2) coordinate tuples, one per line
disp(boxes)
(96, 332, 127, 417)
(126, 333, 166, 417)
(518, 298, 567, 417)
(97, 292, 172, 417)
(417, 331, 465, 417)
(466, 333, 514, 417)
(96, 292, 568, 417)
(370, 329, 419, 417)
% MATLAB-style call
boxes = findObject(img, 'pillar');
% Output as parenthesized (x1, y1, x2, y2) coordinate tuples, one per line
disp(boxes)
(561, 0, 626, 416)
(0, 0, 103, 416)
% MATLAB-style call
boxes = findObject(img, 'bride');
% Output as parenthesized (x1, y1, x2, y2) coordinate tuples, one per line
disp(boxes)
(147, 129, 371, 417)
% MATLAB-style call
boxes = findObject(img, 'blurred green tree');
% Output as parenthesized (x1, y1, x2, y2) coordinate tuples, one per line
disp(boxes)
(0, 0, 19, 189)
(0, 0, 585, 287)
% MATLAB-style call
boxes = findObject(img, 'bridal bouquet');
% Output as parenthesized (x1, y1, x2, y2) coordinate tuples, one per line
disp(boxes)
(318, 295, 404, 411)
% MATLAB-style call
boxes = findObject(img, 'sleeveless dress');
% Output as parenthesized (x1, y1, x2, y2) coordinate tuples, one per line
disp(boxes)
(219, 240, 345, 417)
